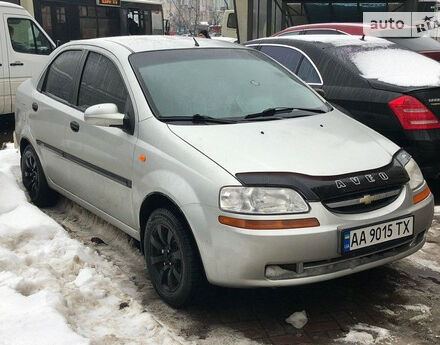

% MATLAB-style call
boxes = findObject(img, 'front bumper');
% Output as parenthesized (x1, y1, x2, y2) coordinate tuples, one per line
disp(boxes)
(183, 184, 434, 288)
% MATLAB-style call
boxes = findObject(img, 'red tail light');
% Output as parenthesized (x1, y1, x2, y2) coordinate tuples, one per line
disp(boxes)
(389, 95, 440, 130)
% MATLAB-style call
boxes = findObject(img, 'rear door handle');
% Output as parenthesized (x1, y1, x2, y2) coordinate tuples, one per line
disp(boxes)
(32, 102, 38, 112)
(70, 121, 80, 132)
(10, 61, 24, 66)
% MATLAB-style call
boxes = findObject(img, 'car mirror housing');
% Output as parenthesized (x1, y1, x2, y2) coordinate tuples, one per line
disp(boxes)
(84, 103, 125, 128)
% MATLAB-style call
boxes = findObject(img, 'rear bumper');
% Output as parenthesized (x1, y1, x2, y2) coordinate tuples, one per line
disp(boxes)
(183, 184, 434, 288)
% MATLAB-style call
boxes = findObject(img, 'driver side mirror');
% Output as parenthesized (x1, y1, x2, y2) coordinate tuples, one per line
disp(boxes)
(84, 103, 125, 128)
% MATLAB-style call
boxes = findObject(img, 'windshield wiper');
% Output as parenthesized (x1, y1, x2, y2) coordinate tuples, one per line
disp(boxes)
(160, 114, 237, 124)
(244, 107, 327, 120)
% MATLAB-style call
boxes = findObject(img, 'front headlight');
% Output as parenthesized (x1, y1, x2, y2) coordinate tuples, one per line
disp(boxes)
(396, 150, 424, 190)
(219, 187, 309, 214)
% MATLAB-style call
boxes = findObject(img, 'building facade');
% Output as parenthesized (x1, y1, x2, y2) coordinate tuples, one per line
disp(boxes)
(234, 0, 438, 42)
(6, 0, 164, 43)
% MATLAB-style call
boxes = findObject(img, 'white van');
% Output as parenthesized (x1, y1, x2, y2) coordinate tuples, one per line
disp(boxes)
(221, 10, 237, 40)
(0, 1, 55, 116)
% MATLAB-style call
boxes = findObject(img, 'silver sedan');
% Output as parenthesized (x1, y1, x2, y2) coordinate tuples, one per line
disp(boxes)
(15, 36, 434, 307)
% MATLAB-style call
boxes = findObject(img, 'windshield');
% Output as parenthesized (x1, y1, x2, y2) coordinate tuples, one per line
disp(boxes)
(129, 48, 329, 120)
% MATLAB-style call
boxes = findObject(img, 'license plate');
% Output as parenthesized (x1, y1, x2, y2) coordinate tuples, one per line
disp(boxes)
(342, 216, 414, 254)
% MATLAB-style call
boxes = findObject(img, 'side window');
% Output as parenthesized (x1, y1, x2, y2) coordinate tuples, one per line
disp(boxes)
(297, 58, 321, 84)
(260, 45, 303, 74)
(303, 29, 342, 35)
(78, 52, 128, 114)
(33, 23, 54, 55)
(279, 31, 302, 36)
(44, 50, 83, 103)
(7, 18, 53, 55)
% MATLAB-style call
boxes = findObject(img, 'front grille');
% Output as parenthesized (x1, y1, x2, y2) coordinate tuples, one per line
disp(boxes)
(323, 187, 402, 214)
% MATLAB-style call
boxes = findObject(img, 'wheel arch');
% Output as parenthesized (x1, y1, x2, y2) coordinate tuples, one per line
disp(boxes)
(139, 192, 202, 262)
(19, 137, 32, 155)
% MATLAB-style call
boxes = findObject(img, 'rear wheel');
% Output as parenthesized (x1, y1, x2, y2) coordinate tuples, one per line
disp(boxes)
(144, 208, 203, 308)
(21, 145, 57, 207)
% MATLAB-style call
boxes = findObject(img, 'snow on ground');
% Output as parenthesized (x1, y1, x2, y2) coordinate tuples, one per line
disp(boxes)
(351, 48, 440, 87)
(285, 310, 308, 329)
(401, 304, 432, 322)
(0, 145, 259, 345)
(410, 257, 440, 273)
(338, 324, 392, 345)
(0, 145, 187, 345)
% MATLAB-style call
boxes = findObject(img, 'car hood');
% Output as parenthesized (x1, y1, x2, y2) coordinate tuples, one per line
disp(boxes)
(168, 110, 399, 177)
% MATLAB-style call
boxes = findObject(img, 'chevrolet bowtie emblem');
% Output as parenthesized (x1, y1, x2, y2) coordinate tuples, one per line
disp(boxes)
(359, 195, 375, 205)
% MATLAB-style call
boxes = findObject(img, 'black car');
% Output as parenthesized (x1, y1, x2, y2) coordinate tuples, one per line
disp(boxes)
(245, 36, 440, 180)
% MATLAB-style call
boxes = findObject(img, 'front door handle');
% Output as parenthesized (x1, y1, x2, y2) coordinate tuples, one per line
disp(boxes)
(10, 61, 24, 66)
(32, 102, 38, 112)
(70, 121, 80, 132)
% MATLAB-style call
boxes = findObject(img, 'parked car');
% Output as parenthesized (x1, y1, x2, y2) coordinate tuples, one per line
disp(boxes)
(245, 35, 440, 180)
(273, 23, 440, 61)
(0, 1, 55, 117)
(15, 36, 434, 307)
(221, 9, 237, 39)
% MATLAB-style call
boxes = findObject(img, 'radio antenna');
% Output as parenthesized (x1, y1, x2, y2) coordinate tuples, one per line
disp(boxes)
(193, 37, 200, 47)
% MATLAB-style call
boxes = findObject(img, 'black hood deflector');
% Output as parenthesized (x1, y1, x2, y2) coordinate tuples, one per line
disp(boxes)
(236, 158, 409, 202)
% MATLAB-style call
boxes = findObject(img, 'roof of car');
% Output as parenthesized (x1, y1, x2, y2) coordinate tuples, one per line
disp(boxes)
(250, 35, 393, 48)
(289, 23, 366, 29)
(67, 35, 239, 53)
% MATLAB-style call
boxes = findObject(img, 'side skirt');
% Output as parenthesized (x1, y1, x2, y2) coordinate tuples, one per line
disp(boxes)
(47, 179, 140, 241)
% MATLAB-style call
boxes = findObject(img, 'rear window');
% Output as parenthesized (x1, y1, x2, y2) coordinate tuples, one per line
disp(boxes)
(340, 46, 440, 88)
(44, 50, 83, 103)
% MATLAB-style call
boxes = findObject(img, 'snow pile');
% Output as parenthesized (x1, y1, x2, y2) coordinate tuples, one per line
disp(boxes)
(285, 311, 308, 329)
(351, 48, 440, 87)
(0, 146, 186, 345)
(338, 324, 391, 344)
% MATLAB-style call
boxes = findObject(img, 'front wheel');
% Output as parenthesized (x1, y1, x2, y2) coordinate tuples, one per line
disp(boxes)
(21, 145, 57, 207)
(144, 208, 203, 308)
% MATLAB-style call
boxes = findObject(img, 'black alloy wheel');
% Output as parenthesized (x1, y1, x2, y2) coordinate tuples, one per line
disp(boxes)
(21, 145, 57, 207)
(22, 149, 40, 200)
(149, 222, 183, 293)
(144, 208, 203, 307)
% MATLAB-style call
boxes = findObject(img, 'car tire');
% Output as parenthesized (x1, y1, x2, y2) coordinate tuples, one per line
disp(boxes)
(144, 208, 203, 308)
(21, 145, 57, 207)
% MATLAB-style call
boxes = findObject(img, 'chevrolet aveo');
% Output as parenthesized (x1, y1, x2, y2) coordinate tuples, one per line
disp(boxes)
(15, 36, 434, 307)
